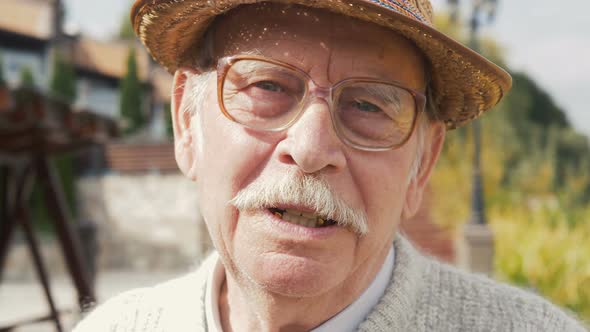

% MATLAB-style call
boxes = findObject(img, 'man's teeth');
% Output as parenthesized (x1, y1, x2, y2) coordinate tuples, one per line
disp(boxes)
(271, 208, 332, 228)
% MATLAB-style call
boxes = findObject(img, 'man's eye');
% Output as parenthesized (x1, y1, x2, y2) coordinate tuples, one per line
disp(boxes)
(355, 100, 382, 113)
(254, 81, 283, 92)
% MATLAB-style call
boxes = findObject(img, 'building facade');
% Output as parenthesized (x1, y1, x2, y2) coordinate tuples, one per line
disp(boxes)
(0, 0, 172, 130)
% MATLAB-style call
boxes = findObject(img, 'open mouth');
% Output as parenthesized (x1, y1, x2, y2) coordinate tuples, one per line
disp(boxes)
(268, 208, 337, 228)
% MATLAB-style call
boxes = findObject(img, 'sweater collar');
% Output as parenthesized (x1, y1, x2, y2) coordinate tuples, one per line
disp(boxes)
(205, 246, 396, 332)
(357, 235, 426, 331)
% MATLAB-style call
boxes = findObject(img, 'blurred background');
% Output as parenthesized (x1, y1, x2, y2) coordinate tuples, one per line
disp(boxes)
(0, 0, 588, 330)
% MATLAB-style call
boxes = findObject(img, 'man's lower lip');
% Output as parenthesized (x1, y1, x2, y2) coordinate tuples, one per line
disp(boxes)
(260, 209, 340, 239)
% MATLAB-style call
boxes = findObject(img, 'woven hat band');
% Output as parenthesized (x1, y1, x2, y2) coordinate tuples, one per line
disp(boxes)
(368, 0, 433, 25)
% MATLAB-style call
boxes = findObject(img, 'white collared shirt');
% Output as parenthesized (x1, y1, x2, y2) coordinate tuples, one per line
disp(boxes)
(205, 246, 395, 332)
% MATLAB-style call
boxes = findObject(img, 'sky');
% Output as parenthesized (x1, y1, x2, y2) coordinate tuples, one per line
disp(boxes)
(63, 0, 590, 137)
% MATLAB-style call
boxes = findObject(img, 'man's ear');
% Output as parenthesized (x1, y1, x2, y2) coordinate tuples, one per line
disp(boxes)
(402, 121, 446, 220)
(172, 68, 198, 181)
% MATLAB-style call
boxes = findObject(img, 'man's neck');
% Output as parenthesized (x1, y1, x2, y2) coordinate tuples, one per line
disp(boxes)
(218, 245, 391, 332)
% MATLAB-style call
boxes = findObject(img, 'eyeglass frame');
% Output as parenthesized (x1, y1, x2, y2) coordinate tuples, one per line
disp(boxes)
(216, 55, 427, 152)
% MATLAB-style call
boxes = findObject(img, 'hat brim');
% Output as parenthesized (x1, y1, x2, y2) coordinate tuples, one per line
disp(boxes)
(131, 0, 512, 129)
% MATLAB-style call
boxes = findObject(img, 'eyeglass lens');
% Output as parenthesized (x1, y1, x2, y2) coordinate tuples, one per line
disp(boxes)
(221, 59, 417, 149)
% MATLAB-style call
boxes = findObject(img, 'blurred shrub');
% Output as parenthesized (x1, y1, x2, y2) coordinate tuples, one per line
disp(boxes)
(491, 207, 590, 321)
(49, 51, 77, 104)
(430, 66, 590, 324)
(430, 11, 590, 323)
(19, 66, 35, 88)
(120, 47, 145, 134)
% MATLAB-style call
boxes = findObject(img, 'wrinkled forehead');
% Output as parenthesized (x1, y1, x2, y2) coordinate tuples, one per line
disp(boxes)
(207, 3, 427, 88)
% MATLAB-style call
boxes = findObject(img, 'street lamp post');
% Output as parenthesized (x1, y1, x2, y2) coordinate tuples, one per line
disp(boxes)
(448, 0, 499, 274)
(448, 0, 499, 226)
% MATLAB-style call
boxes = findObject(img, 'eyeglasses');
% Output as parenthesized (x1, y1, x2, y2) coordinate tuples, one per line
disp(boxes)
(216, 55, 426, 152)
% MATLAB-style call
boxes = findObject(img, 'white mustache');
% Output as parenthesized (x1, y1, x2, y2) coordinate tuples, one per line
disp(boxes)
(229, 173, 368, 235)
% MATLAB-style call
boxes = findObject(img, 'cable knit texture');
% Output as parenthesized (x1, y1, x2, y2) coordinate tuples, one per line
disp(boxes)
(74, 236, 586, 331)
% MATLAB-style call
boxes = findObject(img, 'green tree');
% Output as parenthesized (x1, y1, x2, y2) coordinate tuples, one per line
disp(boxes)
(509, 73, 569, 130)
(49, 52, 77, 103)
(119, 12, 135, 40)
(20, 67, 35, 88)
(49, 52, 79, 221)
(120, 48, 144, 134)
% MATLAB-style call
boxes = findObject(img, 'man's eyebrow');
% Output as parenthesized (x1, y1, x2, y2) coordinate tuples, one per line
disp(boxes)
(365, 84, 402, 107)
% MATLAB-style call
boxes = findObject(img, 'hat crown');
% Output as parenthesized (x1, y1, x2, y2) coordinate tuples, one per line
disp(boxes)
(370, 0, 434, 25)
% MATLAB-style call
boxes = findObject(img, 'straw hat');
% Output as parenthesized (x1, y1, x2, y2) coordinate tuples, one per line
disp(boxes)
(131, 0, 512, 129)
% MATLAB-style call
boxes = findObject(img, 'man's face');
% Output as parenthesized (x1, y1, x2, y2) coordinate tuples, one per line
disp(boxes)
(174, 4, 443, 299)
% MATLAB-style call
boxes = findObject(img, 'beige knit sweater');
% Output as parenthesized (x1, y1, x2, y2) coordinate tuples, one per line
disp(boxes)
(74, 236, 586, 331)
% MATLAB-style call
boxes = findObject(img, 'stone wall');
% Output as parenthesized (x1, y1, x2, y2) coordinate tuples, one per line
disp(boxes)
(77, 173, 211, 272)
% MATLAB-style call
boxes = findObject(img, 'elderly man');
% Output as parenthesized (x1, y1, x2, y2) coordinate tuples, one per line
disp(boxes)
(76, 0, 585, 331)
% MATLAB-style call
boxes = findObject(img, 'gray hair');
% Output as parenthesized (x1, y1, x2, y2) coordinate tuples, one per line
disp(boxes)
(408, 84, 437, 184)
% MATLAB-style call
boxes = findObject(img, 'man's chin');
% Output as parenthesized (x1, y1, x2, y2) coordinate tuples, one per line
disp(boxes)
(228, 210, 356, 297)
(245, 252, 349, 298)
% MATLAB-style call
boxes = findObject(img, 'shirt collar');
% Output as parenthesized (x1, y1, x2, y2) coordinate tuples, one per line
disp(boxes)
(205, 255, 226, 332)
(205, 246, 395, 332)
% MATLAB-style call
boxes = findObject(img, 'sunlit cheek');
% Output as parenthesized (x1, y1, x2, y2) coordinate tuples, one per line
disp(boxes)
(365, 153, 413, 224)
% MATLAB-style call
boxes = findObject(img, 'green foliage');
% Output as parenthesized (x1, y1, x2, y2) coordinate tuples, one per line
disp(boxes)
(28, 154, 77, 234)
(120, 48, 145, 134)
(164, 102, 173, 138)
(0, 53, 6, 86)
(19, 67, 35, 88)
(492, 208, 590, 322)
(508, 73, 569, 130)
(9, 61, 78, 234)
(430, 11, 590, 321)
(553, 130, 590, 194)
(430, 129, 471, 232)
(119, 13, 135, 40)
(49, 52, 77, 103)
(19, 55, 78, 232)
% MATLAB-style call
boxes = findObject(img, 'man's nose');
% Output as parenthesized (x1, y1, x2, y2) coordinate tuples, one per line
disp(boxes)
(277, 99, 347, 174)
